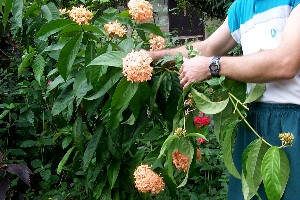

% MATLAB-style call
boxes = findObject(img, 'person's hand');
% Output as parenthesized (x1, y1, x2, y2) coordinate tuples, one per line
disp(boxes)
(179, 56, 212, 89)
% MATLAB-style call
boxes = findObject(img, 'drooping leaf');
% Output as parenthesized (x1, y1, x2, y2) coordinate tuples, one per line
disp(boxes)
(160, 72, 172, 101)
(57, 146, 75, 175)
(83, 126, 103, 171)
(222, 120, 241, 179)
(3, 0, 13, 29)
(118, 38, 135, 53)
(18, 52, 36, 76)
(107, 159, 121, 189)
(57, 32, 83, 80)
(192, 88, 229, 114)
(93, 176, 107, 199)
(41, 2, 60, 21)
(85, 40, 96, 66)
(261, 146, 281, 200)
(135, 23, 164, 37)
(73, 69, 93, 106)
(72, 116, 84, 153)
(11, 0, 23, 35)
(32, 54, 46, 85)
(88, 51, 127, 67)
(36, 19, 75, 40)
(51, 82, 75, 116)
(244, 83, 266, 104)
(158, 135, 178, 159)
(279, 149, 290, 198)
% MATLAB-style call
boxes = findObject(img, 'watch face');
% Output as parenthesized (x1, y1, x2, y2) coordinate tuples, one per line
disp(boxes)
(210, 64, 219, 71)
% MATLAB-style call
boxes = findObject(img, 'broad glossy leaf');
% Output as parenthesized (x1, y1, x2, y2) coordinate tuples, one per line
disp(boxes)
(244, 83, 266, 104)
(32, 54, 46, 85)
(93, 176, 107, 199)
(261, 146, 281, 200)
(85, 41, 96, 65)
(3, 0, 12, 29)
(83, 126, 103, 171)
(73, 69, 93, 106)
(118, 38, 135, 53)
(192, 88, 229, 114)
(72, 117, 83, 153)
(279, 149, 290, 198)
(51, 83, 75, 116)
(36, 19, 75, 40)
(222, 120, 241, 179)
(135, 23, 164, 37)
(57, 32, 83, 80)
(57, 146, 75, 174)
(41, 2, 59, 21)
(107, 159, 121, 189)
(158, 135, 178, 159)
(11, 0, 23, 35)
(149, 72, 166, 112)
(82, 24, 105, 35)
(160, 72, 172, 101)
(18, 52, 36, 76)
(88, 51, 126, 67)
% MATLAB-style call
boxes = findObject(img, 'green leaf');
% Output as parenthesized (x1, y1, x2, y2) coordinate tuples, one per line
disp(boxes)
(57, 32, 83, 80)
(244, 83, 266, 104)
(20, 140, 39, 148)
(149, 72, 166, 112)
(135, 23, 164, 37)
(93, 176, 107, 199)
(160, 72, 172, 101)
(32, 55, 46, 85)
(18, 52, 36, 76)
(72, 117, 84, 153)
(83, 126, 103, 171)
(85, 41, 96, 66)
(222, 120, 241, 179)
(51, 82, 75, 116)
(118, 38, 135, 53)
(192, 88, 229, 114)
(261, 146, 281, 200)
(41, 2, 60, 21)
(106, 78, 139, 130)
(3, 0, 13, 29)
(73, 69, 93, 106)
(11, 0, 23, 35)
(279, 149, 290, 198)
(88, 51, 127, 67)
(82, 24, 105, 35)
(36, 19, 75, 40)
(107, 159, 121, 189)
(158, 135, 178, 159)
(57, 146, 75, 174)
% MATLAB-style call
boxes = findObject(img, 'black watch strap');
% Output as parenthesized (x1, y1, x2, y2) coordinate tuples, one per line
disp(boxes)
(209, 56, 221, 77)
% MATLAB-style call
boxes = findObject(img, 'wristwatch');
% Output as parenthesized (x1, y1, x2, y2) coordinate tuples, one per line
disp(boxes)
(209, 56, 221, 77)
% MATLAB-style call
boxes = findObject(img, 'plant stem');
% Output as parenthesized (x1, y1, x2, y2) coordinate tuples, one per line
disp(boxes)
(228, 92, 249, 111)
(229, 95, 272, 147)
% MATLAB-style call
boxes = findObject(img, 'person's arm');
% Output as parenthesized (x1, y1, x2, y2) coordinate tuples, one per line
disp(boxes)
(180, 4, 300, 89)
(148, 17, 237, 61)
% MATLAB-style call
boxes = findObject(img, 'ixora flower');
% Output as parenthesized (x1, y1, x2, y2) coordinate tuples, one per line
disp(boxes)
(172, 149, 190, 172)
(104, 21, 127, 38)
(194, 112, 211, 130)
(197, 137, 206, 144)
(149, 34, 166, 51)
(122, 50, 153, 82)
(128, 0, 153, 24)
(133, 164, 165, 194)
(68, 5, 93, 25)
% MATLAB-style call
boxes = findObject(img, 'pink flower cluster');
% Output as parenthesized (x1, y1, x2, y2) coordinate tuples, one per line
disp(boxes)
(133, 164, 165, 194)
(172, 149, 190, 172)
(68, 5, 93, 25)
(149, 34, 166, 51)
(104, 21, 127, 38)
(128, 0, 153, 24)
(194, 112, 211, 130)
(122, 50, 153, 82)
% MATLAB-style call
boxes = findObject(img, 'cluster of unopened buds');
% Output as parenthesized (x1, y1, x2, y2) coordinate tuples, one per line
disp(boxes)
(133, 164, 165, 194)
(279, 132, 294, 147)
(68, 5, 93, 25)
(122, 50, 153, 82)
(174, 127, 187, 137)
(149, 34, 166, 51)
(104, 21, 127, 38)
(128, 0, 153, 24)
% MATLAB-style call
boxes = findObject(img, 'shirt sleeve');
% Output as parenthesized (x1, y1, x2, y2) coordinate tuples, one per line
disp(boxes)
(227, 0, 241, 44)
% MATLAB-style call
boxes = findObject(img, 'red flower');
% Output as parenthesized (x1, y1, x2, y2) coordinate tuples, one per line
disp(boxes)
(194, 114, 210, 130)
(197, 137, 206, 144)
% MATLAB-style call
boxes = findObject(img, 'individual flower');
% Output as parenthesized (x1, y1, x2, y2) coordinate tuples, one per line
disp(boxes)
(174, 127, 187, 137)
(47, 81, 52, 86)
(196, 148, 202, 162)
(122, 50, 153, 82)
(59, 8, 67, 15)
(172, 149, 190, 172)
(133, 164, 165, 194)
(197, 137, 206, 144)
(128, 0, 153, 24)
(149, 34, 166, 51)
(279, 132, 294, 146)
(194, 112, 211, 130)
(68, 5, 93, 25)
(104, 21, 127, 38)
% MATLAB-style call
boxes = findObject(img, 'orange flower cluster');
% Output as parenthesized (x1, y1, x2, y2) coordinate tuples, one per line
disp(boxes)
(128, 0, 153, 24)
(122, 50, 153, 82)
(133, 164, 165, 194)
(149, 34, 166, 51)
(196, 148, 202, 162)
(104, 21, 127, 38)
(68, 5, 93, 25)
(172, 150, 190, 172)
